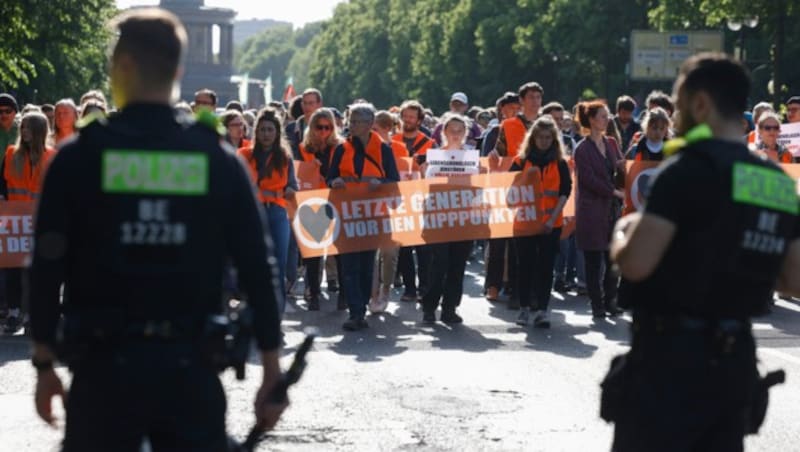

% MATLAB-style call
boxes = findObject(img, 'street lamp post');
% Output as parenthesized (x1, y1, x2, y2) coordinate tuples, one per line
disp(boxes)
(727, 16, 759, 64)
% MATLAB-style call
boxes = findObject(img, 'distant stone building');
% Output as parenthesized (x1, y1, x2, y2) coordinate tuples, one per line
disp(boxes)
(158, 0, 237, 104)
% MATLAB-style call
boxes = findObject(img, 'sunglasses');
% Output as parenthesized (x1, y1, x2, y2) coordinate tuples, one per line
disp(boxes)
(315, 124, 332, 131)
(0, 109, 14, 115)
(760, 125, 780, 131)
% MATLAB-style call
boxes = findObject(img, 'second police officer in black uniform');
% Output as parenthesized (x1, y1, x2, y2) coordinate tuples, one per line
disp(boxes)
(29, 8, 287, 451)
(605, 53, 800, 451)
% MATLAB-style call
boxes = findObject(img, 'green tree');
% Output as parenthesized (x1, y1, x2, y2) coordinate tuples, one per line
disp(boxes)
(649, 0, 800, 106)
(0, 0, 116, 103)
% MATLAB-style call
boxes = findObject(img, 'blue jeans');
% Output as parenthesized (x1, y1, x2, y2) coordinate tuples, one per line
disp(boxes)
(339, 251, 375, 319)
(265, 203, 290, 315)
(555, 235, 585, 286)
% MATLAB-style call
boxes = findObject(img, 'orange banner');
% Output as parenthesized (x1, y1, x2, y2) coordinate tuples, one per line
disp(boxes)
(288, 171, 544, 258)
(0, 201, 36, 268)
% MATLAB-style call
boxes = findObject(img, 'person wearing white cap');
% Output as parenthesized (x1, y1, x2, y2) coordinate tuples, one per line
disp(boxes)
(432, 91, 482, 147)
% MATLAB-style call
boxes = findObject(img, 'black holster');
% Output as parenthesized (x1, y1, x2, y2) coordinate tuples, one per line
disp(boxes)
(746, 370, 785, 434)
(599, 353, 631, 423)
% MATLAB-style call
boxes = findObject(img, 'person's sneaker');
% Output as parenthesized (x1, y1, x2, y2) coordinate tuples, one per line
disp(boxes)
(486, 286, 500, 302)
(401, 292, 417, 302)
(533, 311, 551, 329)
(327, 279, 339, 292)
(342, 317, 368, 331)
(336, 295, 347, 311)
(368, 297, 388, 314)
(422, 311, 436, 324)
(307, 295, 320, 311)
(576, 285, 588, 296)
(507, 297, 520, 310)
(591, 310, 606, 320)
(3, 316, 21, 334)
(440, 311, 463, 324)
(515, 309, 530, 326)
(553, 280, 567, 293)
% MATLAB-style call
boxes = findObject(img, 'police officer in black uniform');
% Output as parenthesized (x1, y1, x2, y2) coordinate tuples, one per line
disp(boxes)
(29, 9, 287, 451)
(606, 53, 800, 451)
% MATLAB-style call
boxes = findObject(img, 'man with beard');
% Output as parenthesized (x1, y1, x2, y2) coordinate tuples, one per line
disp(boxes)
(606, 53, 800, 452)
(393, 100, 433, 302)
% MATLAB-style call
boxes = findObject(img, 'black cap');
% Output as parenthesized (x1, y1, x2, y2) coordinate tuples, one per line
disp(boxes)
(329, 107, 343, 119)
(785, 96, 800, 106)
(0, 94, 19, 112)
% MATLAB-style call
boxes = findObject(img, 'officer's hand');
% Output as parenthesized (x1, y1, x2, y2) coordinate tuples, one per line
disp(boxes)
(254, 380, 288, 432)
(35, 369, 66, 427)
(488, 150, 500, 162)
(331, 178, 345, 189)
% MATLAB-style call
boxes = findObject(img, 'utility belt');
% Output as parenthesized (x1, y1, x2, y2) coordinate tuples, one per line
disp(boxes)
(57, 302, 254, 380)
(599, 313, 784, 434)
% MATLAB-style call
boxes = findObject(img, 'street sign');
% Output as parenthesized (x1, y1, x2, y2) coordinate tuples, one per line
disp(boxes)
(630, 30, 724, 81)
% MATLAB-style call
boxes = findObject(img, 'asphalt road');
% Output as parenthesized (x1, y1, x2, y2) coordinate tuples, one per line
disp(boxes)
(2, 256, 799, 451)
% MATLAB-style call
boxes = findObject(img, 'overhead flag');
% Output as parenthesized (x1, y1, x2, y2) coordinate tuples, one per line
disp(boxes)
(282, 75, 296, 102)
(263, 72, 273, 104)
(238, 72, 249, 107)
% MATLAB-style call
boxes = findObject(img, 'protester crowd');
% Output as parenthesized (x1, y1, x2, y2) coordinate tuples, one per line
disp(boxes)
(1, 84, 799, 334)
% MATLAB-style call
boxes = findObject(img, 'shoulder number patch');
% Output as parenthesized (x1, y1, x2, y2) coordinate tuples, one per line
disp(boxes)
(102, 150, 208, 195)
(732, 163, 799, 215)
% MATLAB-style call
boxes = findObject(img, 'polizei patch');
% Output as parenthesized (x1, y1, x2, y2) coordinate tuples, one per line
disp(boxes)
(102, 150, 209, 195)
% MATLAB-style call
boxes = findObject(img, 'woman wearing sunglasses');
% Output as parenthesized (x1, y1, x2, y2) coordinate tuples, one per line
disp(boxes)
(298, 108, 344, 311)
(755, 112, 796, 163)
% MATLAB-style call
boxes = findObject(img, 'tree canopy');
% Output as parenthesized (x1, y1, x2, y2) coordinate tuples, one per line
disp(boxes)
(0, 0, 116, 103)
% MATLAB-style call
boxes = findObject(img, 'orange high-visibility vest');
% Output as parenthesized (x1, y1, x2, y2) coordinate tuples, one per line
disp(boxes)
(513, 156, 563, 228)
(392, 131, 432, 156)
(238, 147, 289, 207)
(500, 116, 528, 157)
(339, 132, 385, 187)
(3, 145, 57, 201)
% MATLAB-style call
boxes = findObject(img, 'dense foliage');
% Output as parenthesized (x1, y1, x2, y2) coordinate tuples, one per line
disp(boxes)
(0, 0, 116, 103)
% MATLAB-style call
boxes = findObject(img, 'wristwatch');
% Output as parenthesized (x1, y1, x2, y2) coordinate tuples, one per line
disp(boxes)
(31, 356, 54, 372)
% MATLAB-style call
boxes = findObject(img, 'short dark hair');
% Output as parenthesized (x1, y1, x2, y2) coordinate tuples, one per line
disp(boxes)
(111, 8, 187, 89)
(541, 102, 565, 115)
(194, 88, 217, 107)
(289, 95, 304, 121)
(519, 82, 544, 99)
(225, 100, 244, 112)
(615, 95, 636, 113)
(497, 92, 520, 108)
(676, 53, 749, 120)
(645, 90, 674, 115)
(41, 104, 55, 114)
